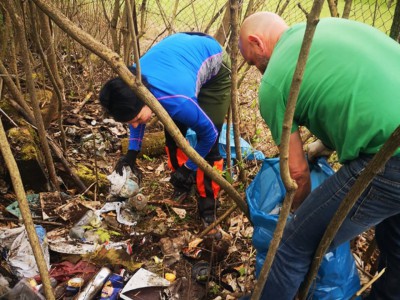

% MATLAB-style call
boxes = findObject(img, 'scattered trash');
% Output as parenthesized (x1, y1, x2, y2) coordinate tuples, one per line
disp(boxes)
(0, 225, 50, 279)
(119, 268, 170, 300)
(47, 228, 98, 254)
(2, 277, 46, 300)
(5, 194, 41, 218)
(74, 267, 112, 300)
(182, 246, 202, 259)
(69, 210, 102, 240)
(34, 277, 58, 295)
(96, 201, 138, 226)
(192, 261, 211, 283)
(47, 227, 132, 255)
(65, 277, 85, 296)
(54, 197, 90, 222)
(0, 274, 10, 297)
(107, 166, 140, 199)
(126, 193, 148, 211)
(39, 191, 63, 220)
(100, 269, 125, 300)
(35, 261, 98, 283)
(160, 232, 192, 266)
(81, 132, 107, 159)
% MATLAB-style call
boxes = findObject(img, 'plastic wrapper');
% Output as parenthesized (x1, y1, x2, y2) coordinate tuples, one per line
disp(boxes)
(0, 225, 50, 279)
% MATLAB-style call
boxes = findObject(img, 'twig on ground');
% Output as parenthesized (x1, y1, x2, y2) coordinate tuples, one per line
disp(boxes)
(72, 91, 93, 114)
(198, 202, 238, 238)
(350, 268, 385, 300)
(0, 217, 64, 226)
(148, 199, 195, 209)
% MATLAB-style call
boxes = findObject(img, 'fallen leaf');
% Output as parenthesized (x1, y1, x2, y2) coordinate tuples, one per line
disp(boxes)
(155, 163, 165, 176)
(171, 207, 186, 219)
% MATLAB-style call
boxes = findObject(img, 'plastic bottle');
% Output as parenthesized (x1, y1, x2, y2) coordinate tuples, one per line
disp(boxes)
(69, 210, 101, 239)
(74, 267, 112, 300)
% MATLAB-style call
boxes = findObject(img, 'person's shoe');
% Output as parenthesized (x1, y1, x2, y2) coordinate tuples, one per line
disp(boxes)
(200, 209, 222, 240)
(171, 188, 189, 203)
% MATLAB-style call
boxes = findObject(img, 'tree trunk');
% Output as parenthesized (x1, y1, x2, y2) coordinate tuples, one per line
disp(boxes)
(0, 118, 55, 300)
(342, 0, 353, 19)
(251, 0, 326, 298)
(229, 0, 246, 182)
(2, 0, 59, 190)
(214, 1, 231, 46)
(390, 0, 400, 42)
(110, 0, 121, 53)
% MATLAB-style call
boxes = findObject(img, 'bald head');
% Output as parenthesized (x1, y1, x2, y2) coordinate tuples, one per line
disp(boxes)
(239, 12, 288, 73)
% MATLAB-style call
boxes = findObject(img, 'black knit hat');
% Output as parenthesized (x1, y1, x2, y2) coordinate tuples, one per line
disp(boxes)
(99, 77, 145, 123)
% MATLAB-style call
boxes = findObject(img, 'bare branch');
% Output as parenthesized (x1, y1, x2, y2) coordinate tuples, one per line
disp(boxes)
(251, 0, 325, 298)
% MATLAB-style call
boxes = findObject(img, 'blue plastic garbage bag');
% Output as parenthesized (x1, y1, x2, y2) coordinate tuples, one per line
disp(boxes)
(185, 125, 265, 161)
(246, 158, 361, 300)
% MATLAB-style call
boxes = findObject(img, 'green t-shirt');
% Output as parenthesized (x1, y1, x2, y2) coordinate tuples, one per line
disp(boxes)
(259, 18, 400, 162)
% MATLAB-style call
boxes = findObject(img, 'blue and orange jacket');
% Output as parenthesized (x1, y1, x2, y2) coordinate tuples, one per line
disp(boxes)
(128, 33, 225, 170)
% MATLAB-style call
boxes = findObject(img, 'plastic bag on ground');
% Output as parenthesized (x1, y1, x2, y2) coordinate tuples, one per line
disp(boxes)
(0, 225, 50, 279)
(246, 158, 360, 300)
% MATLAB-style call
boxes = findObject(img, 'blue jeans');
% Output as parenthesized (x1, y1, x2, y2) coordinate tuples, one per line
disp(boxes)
(261, 155, 400, 300)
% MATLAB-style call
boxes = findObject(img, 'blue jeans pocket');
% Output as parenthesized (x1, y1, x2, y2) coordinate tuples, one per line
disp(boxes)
(351, 180, 400, 227)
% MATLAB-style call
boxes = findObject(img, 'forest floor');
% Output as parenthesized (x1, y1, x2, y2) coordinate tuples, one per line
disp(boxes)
(0, 59, 377, 299)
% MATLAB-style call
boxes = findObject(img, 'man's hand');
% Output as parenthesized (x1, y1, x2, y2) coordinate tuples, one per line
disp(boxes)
(114, 150, 142, 184)
(307, 139, 334, 162)
(170, 165, 196, 191)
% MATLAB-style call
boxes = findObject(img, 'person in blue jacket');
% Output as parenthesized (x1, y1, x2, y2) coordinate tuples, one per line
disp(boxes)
(100, 32, 231, 232)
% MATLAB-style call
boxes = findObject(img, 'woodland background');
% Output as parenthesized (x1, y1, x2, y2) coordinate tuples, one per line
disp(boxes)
(0, 0, 400, 299)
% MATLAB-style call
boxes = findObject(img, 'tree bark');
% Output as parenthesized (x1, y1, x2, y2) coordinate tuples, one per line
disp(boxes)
(214, 1, 231, 46)
(30, 3, 67, 151)
(109, 0, 121, 53)
(342, 0, 353, 19)
(3, 0, 59, 190)
(326, 0, 339, 17)
(126, 0, 141, 82)
(0, 118, 54, 300)
(31, 0, 249, 216)
(251, 0, 325, 298)
(390, 0, 400, 42)
(229, 0, 246, 182)
(0, 60, 87, 192)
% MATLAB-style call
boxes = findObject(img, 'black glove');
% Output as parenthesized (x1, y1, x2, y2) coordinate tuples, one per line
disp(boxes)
(170, 165, 196, 191)
(114, 150, 142, 184)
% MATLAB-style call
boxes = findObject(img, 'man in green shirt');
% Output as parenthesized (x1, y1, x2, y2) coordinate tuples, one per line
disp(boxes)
(239, 12, 400, 299)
